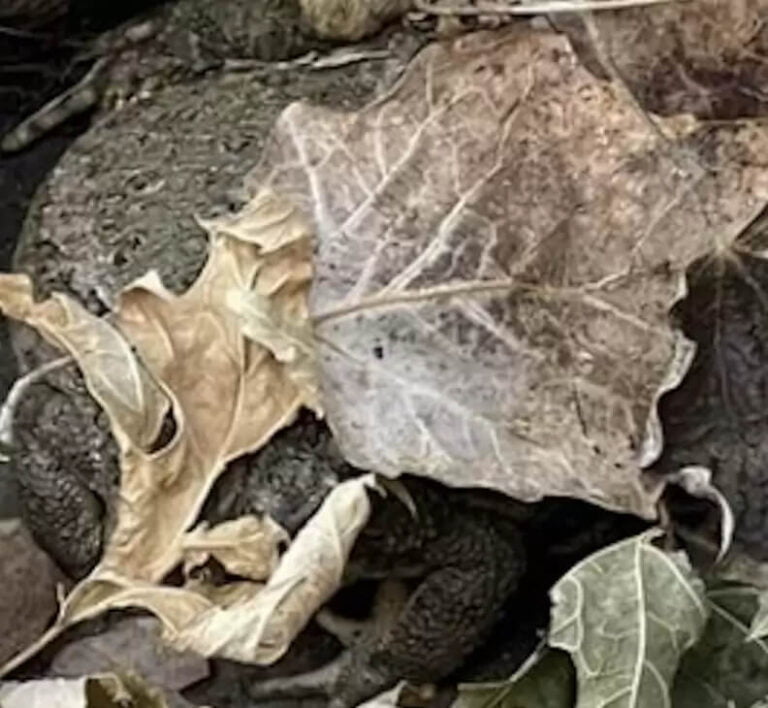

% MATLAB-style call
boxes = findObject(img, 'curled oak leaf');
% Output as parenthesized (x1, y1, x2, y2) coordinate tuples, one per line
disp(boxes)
(0, 274, 168, 452)
(181, 515, 288, 581)
(101, 187, 315, 582)
(248, 27, 768, 517)
(0, 188, 317, 674)
(206, 192, 320, 410)
(165, 475, 376, 665)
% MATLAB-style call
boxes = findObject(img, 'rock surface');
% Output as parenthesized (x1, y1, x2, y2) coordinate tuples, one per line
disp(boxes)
(0, 519, 64, 666)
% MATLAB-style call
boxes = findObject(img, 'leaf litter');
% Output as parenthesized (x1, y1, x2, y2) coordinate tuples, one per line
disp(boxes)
(3, 12, 768, 708)
(0, 188, 351, 674)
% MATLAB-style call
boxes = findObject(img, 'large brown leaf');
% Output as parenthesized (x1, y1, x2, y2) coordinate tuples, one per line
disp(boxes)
(554, 0, 768, 119)
(248, 27, 768, 517)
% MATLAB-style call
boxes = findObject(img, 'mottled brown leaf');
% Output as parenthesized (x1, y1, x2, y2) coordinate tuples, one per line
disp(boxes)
(555, 0, 768, 119)
(248, 27, 768, 516)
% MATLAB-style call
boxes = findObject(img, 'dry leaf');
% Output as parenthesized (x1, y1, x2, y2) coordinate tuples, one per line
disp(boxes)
(555, 0, 768, 119)
(181, 516, 288, 581)
(248, 27, 768, 517)
(0, 189, 317, 673)
(51, 616, 209, 692)
(0, 275, 168, 453)
(0, 673, 171, 708)
(109, 187, 315, 581)
(166, 474, 376, 664)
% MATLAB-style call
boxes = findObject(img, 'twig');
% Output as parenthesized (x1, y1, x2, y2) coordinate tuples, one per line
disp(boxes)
(224, 48, 389, 73)
(0, 24, 52, 40)
(414, 0, 672, 15)
(0, 356, 72, 453)
(1, 55, 108, 153)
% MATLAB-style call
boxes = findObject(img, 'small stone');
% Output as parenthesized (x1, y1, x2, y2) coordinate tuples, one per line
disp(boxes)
(0, 518, 64, 666)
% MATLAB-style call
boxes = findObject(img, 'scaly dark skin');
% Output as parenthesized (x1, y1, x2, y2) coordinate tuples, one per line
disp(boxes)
(330, 476, 526, 708)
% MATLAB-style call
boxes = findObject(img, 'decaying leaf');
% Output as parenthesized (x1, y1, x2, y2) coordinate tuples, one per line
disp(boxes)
(181, 516, 288, 581)
(673, 586, 768, 708)
(248, 27, 768, 517)
(50, 616, 209, 693)
(109, 187, 315, 581)
(453, 648, 574, 708)
(0, 188, 318, 673)
(0, 275, 169, 453)
(549, 531, 707, 707)
(0, 673, 171, 708)
(165, 474, 376, 664)
(555, 0, 768, 119)
(648, 212, 768, 565)
(200, 192, 321, 411)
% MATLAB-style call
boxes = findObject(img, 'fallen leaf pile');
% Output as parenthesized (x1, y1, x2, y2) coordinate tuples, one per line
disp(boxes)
(3, 1, 768, 706)
(0, 188, 374, 674)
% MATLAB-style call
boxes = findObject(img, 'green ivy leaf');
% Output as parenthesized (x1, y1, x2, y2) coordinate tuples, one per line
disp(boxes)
(453, 649, 574, 708)
(673, 586, 768, 708)
(749, 592, 768, 641)
(549, 532, 707, 708)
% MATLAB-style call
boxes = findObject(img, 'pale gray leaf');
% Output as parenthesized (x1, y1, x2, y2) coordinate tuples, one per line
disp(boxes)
(248, 27, 768, 516)
(549, 532, 707, 708)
